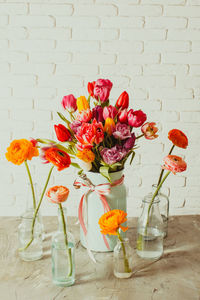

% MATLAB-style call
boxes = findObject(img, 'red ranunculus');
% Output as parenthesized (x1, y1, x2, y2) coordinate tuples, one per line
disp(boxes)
(116, 91, 129, 109)
(54, 124, 72, 142)
(44, 147, 71, 171)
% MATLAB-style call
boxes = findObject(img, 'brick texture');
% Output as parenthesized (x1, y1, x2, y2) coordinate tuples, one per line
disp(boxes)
(0, 0, 199, 217)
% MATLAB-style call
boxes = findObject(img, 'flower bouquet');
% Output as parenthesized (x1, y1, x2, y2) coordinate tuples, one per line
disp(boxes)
(37, 78, 158, 253)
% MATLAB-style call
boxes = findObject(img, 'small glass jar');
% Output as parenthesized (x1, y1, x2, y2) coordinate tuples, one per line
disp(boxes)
(152, 184, 169, 238)
(136, 194, 164, 260)
(113, 238, 133, 278)
(51, 207, 75, 287)
(18, 210, 43, 261)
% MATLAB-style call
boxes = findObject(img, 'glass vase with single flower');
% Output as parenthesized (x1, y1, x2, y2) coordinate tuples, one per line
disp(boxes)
(46, 186, 75, 287)
(37, 78, 158, 254)
(5, 138, 45, 261)
(137, 154, 187, 260)
(99, 209, 133, 278)
(7, 143, 71, 259)
(144, 128, 188, 238)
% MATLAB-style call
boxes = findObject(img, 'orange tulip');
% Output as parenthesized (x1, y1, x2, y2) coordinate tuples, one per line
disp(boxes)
(104, 118, 116, 136)
(98, 209, 128, 236)
(76, 149, 95, 163)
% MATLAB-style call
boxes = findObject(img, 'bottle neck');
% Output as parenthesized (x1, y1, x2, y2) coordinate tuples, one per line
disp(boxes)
(57, 206, 67, 232)
(25, 182, 37, 211)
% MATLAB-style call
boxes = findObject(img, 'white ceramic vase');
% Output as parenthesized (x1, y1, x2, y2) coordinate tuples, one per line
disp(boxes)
(79, 170, 127, 252)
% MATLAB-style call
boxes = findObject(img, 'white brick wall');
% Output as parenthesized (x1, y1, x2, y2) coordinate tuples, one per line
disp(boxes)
(0, 0, 199, 217)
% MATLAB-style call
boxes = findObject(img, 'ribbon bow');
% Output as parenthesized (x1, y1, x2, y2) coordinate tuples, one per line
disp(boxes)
(74, 174, 125, 251)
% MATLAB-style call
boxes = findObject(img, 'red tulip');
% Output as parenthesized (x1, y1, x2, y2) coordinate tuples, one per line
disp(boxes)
(116, 91, 129, 109)
(54, 124, 72, 142)
(118, 109, 128, 124)
(87, 81, 96, 97)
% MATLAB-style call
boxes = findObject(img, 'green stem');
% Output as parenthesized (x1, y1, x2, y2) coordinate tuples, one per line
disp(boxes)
(135, 133, 144, 140)
(59, 203, 73, 277)
(24, 160, 36, 210)
(157, 144, 175, 186)
(145, 171, 171, 234)
(19, 166, 54, 252)
(117, 231, 131, 273)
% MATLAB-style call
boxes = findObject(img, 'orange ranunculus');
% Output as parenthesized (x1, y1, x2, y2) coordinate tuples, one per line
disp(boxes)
(76, 96, 89, 112)
(98, 209, 128, 236)
(104, 118, 116, 136)
(168, 129, 188, 149)
(45, 147, 71, 171)
(46, 185, 69, 204)
(5, 139, 39, 165)
(76, 149, 95, 163)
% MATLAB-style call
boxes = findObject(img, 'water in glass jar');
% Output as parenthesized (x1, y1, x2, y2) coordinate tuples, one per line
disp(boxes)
(136, 227, 163, 260)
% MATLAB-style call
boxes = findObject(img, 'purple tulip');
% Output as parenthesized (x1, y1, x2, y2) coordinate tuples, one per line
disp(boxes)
(100, 145, 127, 165)
(113, 122, 131, 140)
(103, 105, 118, 120)
(61, 94, 77, 112)
(70, 120, 82, 134)
(92, 105, 104, 123)
(123, 133, 136, 150)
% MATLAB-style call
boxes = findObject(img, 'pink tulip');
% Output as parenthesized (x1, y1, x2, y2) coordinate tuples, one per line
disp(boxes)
(61, 94, 77, 112)
(94, 79, 113, 103)
(103, 105, 118, 120)
(127, 109, 147, 128)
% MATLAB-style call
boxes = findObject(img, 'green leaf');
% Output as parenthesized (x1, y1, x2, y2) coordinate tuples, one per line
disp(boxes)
(70, 162, 81, 169)
(78, 169, 83, 176)
(110, 162, 122, 171)
(37, 138, 56, 145)
(130, 151, 135, 165)
(99, 166, 111, 183)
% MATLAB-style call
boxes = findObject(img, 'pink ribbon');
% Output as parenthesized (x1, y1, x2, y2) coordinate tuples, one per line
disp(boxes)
(74, 175, 125, 250)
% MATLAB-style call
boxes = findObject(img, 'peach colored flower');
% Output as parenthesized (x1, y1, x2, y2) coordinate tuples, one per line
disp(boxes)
(46, 186, 69, 204)
(162, 155, 187, 174)
(141, 122, 158, 140)
(168, 129, 188, 149)
(98, 209, 128, 236)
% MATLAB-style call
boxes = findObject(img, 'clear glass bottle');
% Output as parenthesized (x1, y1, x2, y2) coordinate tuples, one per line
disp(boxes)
(113, 238, 133, 278)
(152, 184, 169, 238)
(51, 207, 75, 287)
(18, 209, 43, 261)
(25, 183, 45, 241)
(136, 194, 164, 260)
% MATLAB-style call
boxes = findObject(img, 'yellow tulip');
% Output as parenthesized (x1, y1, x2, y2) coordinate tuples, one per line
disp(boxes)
(77, 96, 89, 111)
(104, 118, 116, 136)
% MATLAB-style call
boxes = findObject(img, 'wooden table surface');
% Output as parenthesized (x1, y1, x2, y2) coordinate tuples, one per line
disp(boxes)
(0, 215, 200, 300)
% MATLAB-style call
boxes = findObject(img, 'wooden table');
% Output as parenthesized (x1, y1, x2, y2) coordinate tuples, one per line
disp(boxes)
(0, 216, 200, 300)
